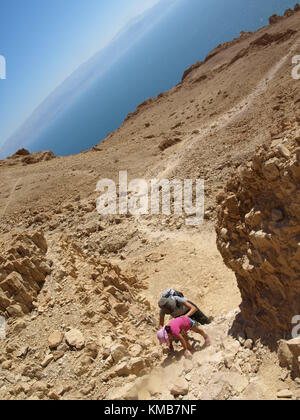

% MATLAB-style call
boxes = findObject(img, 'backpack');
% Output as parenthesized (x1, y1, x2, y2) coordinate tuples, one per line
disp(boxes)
(162, 289, 184, 300)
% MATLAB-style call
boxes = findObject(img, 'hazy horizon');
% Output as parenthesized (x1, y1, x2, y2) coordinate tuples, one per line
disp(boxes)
(1, 0, 299, 158)
(0, 0, 162, 155)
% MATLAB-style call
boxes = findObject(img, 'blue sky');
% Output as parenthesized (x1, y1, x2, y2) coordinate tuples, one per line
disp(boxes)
(0, 0, 160, 148)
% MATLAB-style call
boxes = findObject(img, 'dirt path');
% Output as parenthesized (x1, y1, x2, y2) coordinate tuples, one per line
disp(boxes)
(120, 220, 241, 319)
(0, 177, 22, 219)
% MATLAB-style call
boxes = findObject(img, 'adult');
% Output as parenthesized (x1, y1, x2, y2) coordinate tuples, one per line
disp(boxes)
(158, 289, 211, 328)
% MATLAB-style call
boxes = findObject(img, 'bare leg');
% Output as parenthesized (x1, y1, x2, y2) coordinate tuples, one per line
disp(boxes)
(191, 326, 211, 346)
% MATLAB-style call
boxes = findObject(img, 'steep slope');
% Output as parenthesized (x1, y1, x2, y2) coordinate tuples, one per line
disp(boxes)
(0, 6, 300, 400)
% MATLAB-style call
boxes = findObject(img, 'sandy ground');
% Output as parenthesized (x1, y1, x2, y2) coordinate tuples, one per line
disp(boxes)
(0, 9, 300, 400)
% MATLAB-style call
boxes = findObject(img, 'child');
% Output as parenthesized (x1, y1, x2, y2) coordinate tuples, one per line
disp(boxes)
(157, 316, 211, 358)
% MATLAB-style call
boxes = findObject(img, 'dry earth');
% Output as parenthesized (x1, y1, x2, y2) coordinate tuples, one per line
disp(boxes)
(0, 6, 300, 400)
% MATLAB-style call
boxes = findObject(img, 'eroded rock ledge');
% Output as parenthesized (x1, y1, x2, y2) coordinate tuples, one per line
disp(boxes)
(216, 133, 300, 342)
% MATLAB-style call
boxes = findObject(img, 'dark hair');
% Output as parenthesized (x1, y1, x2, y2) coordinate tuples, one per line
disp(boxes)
(165, 326, 171, 334)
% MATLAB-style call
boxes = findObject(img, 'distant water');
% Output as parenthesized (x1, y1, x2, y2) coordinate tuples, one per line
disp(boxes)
(29, 0, 299, 156)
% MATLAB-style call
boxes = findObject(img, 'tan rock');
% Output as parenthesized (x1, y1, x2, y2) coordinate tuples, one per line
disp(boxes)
(114, 361, 130, 377)
(129, 344, 143, 357)
(129, 357, 146, 376)
(41, 354, 54, 368)
(65, 329, 85, 350)
(170, 378, 189, 397)
(48, 331, 64, 350)
(277, 389, 293, 399)
(107, 383, 138, 400)
(1, 360, 12, 370)
(110, 344, 128, 363)
(278, 338, 300, 377)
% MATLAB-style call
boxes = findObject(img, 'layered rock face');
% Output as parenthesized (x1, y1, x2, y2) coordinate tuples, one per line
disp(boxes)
(0, 232, 51, 317)
(216, 134, 300, 342)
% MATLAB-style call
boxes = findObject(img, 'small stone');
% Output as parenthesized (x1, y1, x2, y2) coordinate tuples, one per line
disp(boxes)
(114, 362, 130, 377)
(1, 360, 12, 370)
(16, 346, 29, 358)
(48, 331, 64, 350)
(20, 383, 30, 394)
(277, 389, 293, 399)
(238, 335, 246, 346)
(130, 344, 143, 357)
(41, 354, 54, 368)
(170, 378, 189, 397)
(244, 339, 254, 350)
(280, 371, 289, 382)
(276, 144, 291, 159)
(220, 228, 228, 240)
(85, 342, 99, 360)
(65, 329, 85, 350)
(129, 357, 145, 376)
(12, 320, 27, 334)
(53, 351, 65, 361)
(48, 391, 60, 400)
(110, 344, 128, 363)
(7, 304, 23, 318)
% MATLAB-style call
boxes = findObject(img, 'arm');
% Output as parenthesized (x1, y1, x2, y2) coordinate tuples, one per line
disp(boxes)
(178, 333, 189, 351)
(168, 336, 175, 352)
(178, 333, 193, 358)
(183, 301, 197, 318)
(159, 312, 165, 329)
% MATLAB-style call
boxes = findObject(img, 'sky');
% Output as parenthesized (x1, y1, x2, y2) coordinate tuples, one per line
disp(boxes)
(0, 0, 160, 148)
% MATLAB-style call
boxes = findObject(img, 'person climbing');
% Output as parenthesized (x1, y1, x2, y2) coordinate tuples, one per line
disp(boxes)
(158, 288, 211, 329)
(157, 316, 211, 359)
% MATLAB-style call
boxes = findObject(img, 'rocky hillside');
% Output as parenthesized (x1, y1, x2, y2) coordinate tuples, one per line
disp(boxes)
(0, 6, 300, 400)
(216, 128, 300, 344)
(0, 230, 158, 400)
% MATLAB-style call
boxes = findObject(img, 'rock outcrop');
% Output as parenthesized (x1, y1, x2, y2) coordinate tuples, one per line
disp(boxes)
(1, 149, 56, 166)
(0, 232, 51, 318)
(216, 133, 300, 342)
(269, 4, 300, 25)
